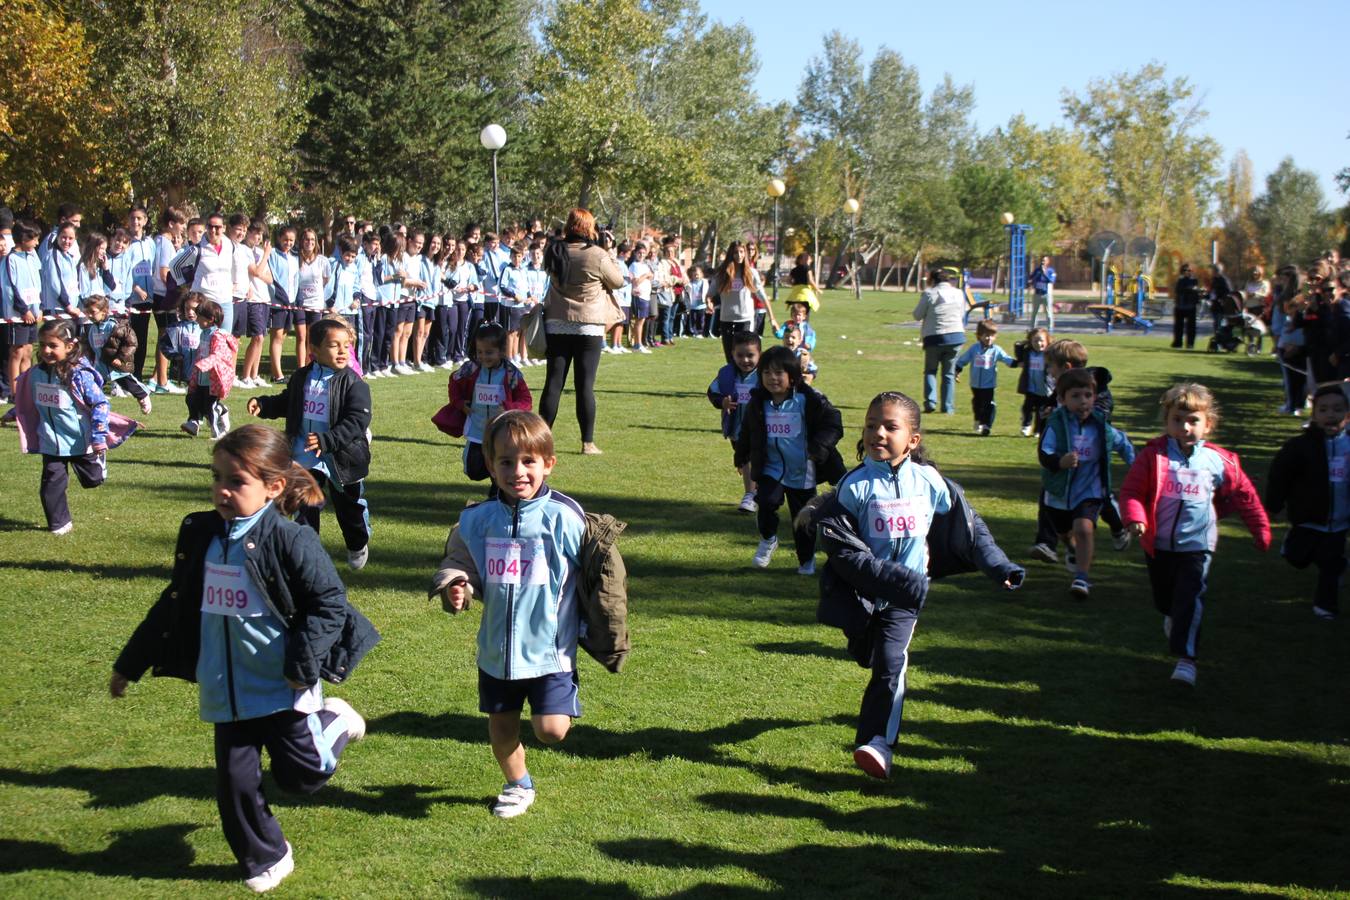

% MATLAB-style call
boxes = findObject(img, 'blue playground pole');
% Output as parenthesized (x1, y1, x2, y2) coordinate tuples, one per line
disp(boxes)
(1005, 223, 1032, 320)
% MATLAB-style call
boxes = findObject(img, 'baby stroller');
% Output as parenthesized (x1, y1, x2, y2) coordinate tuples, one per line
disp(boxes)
(1207, 291, 1255, 353)
(1239, 291, 1269, 355)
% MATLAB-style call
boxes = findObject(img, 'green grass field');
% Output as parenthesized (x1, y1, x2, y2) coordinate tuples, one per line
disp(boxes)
(1, 292, 1347, 898)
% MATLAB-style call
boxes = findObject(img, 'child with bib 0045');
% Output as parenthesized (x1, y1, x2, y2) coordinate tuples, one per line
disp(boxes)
(110, 424, 380, 894)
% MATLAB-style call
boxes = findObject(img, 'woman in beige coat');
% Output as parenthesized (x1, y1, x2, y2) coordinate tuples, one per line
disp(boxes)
(539, 208, 625, 454)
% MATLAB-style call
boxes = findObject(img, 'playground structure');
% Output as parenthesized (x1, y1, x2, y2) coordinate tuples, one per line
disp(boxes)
(1083, 233, 1159, 332)
(946, 221, 1033, 325)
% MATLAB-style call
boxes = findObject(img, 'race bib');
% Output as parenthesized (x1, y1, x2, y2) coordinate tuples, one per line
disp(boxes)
(474, 382, 506, 408)
(765, 410, 801, 439)
(734, 382, 753, 405)
(1029, 357, 1044, 372)
(201, 562, 264, 617)
(34, 382, 68, 409)
(303, 380, 328, 420)
(183, 330, 200, 350)
(1072, 433, 1095, 462)
(869, 496, 931, 540)
(1163, 466, 1211, 501)
(974, 354, 993, 369)
(132, 261, 152, 278)
(484, 537, 548, 587)
(1331, 455, 1347, 484)
(20, 287, 39, 308)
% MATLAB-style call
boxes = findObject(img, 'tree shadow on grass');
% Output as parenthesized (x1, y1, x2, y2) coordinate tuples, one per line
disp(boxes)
(688, 715, 1350, 897)
(0, 766, 481, 821)
(0, 823, 237, 883)
(0, 559, 168, 582)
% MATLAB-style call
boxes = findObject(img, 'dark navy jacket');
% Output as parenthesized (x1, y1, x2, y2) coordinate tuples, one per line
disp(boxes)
(115, 507, 380, 687)
(734, 384, 846, 486)
(254, 363, 372, 485)
(805, 473, 1023, 666)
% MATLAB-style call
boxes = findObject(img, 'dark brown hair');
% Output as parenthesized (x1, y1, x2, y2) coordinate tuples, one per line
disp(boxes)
(214, 425, 323, 515)
(1056, 367, 1096, 398)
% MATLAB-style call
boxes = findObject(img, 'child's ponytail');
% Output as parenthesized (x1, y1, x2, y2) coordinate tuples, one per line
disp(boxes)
(278, 461, 324, 516)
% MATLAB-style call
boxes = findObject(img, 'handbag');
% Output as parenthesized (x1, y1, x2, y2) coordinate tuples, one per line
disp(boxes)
(522, 304, 547, 356)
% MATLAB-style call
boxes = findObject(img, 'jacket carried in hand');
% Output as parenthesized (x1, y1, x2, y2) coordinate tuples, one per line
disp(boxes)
(1265, 427, 1338, 528)
(193, 328, 239, 399)
(1120, 435, 1270, 556)
(99, 320, 138, 375)
(254, 363, 373, 485)
(114, 506, 381, 687)
(577, 512, 630, 673)
(432, 359, 532, 439)
(805, 472, 1024, 666)
(734, 383, 846, 486)
(3, 362, 138, 454)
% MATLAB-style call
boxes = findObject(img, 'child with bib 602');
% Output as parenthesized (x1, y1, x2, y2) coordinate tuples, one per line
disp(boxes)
(110, 424, 380, 893)
(430, 411, 586, 819)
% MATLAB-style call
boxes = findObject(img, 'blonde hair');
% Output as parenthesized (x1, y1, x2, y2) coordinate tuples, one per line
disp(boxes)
(1160, 382, 1221, 432)
(483, 410, 555, 464)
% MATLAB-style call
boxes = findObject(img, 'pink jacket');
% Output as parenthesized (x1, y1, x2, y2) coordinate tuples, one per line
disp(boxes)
(1119, 435, 1270, 556)
(194, 329, 239, 399)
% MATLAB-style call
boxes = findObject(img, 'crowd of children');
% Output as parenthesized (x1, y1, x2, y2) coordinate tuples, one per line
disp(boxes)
(1, 200, 1346, 893)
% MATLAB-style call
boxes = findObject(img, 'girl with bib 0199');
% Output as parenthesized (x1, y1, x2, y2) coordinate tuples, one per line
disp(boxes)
(111, 424, 379, 893)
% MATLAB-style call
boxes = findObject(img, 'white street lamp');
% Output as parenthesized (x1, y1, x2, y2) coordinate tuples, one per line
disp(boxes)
(480, 124, 507, 234)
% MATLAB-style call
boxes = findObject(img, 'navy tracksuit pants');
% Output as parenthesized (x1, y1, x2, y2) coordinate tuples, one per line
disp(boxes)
(215, 708, 349, 878)
(1146, 549, 1210, 659)
(1282, 526, 1347, 615)
(855, 606, 920, 747)
(298, 471, 370, 552)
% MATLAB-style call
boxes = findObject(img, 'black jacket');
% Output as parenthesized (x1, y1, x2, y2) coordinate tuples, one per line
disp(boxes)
(1266, 427, 1336, 527)
(255, 364, 372, 485)
(1174, 275, 1201, 311)
(803, 475, 1024, 666)
(734, 384, 846, 486)
(114, 507, 380, 686)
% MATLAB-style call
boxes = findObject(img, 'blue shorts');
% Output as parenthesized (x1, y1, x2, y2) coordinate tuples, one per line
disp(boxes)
(245, 302, 270, 337)
(5, 323, 36, 345)
(269, 306, 295, 331)
(416, 304, 435, 321)
(478, 668, 581, 717)
(231, 300, 248, 337)
(632, 298, 651, 319)
(300, 309, 324, 328)
(1047, 498, 1103, 533)
(503, 306, 525, 332)
(396, 302, 416, 324)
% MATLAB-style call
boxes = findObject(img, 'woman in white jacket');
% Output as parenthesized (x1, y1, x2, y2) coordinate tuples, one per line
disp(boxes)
(911, 269, 967, 413)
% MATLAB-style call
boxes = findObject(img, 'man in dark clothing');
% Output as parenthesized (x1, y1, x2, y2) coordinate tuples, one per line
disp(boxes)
(1172, 263, 1200, 349)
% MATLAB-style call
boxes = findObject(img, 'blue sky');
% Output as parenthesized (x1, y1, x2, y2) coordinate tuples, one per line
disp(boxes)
(711, 0, 1346, 204)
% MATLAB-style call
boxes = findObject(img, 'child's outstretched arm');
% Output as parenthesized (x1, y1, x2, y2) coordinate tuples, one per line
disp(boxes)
(1110, 426, 1136, 467)
(249, 380, 292, 419)
(1119, 451, 1153, 537)
(429, 523, 482, 614)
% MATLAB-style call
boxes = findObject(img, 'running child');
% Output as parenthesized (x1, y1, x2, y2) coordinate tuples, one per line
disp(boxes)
(814, 391, 1022, 778)
(1265, 384, 1349, 621)
(780, 324, 818, 383)
(1014, 327, 1052, 437)
(735, 345, 845, 573)
(1038, 368, 1136, 599)
(110, 424, 379, 893)
(707, 331, 761, 512)
(954, 319, 1015, 436)
(774, 301, 817, 349)
(2, 319, 137, 533)
(83, 295, 152, 414)
(180, 297, 239, 439)
(434, 322, 532, 494)
(429, 410, 587, 819)
(1120, 383, 1269, 685)
(785, 252, 821, 312)
(249, 318, 373, 569)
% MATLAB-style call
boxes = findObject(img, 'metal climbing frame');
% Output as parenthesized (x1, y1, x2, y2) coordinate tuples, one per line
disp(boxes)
(1006, 223, 1032, 319)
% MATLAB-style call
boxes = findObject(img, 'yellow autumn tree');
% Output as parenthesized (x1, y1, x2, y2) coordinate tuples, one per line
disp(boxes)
(0, 0, 128, 216)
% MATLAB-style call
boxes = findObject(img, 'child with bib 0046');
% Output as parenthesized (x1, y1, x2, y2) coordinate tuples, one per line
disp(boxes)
(249, 317, 374, 571)
(433, 321, 532, 496)
(429, 411, 587, 820)
(1120, 383, 1269, 686)
(735, 345, 845, 574)
(110, 424, 380, 894)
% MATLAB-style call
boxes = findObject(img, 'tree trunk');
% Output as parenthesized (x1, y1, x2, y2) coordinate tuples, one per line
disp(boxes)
(812, 217, 821, 285)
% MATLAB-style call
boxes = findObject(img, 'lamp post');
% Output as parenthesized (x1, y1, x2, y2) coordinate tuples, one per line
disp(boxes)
(767, 178, 786, 304)
(843, 197, 860, 300)
(480, 124, 507, 235)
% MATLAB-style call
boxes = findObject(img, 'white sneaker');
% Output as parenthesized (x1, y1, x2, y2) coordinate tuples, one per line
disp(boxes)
(491, 783, 536, 819)
(51, 521, 74, 536)
(322, 697, 366, 741)
(106, 383, 126, 398)
(347, 544, 369, 571)
(853, 737, 892, 779)
(395, 364, 414, 375)
(1170, 658, 1197, 686)
(418, 362, 434, 372)
(1313, 605, 1338, 621)
(163, 382, 186, 395)
(602, 346, 614, 354)
(1029, 543, 1058, 564)
(138, 396, 153, 415)
(440, 361, 455, 370)
(752, 536, 778, 568)
(797, 560, 816, 576)
(1020, 425, 1033, 437)
(180, 419, 199, 437)
(245, 842, 294, 893)
(738, 491, 757, 513)
(637, 346, 652, 354)
(384, 368, 399, 378)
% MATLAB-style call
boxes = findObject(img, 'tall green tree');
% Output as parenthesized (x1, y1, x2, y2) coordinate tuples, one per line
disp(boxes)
(1249, 157, 1332, 267)
(979, 115, 1099, 249)
(950, 163, 1053, 267)
(77, 0, 307, 212)
(1061, 63, 1221, 273)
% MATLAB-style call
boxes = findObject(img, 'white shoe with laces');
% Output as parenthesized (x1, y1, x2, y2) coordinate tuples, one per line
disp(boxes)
(752, 537, 777, 568)
(322, 697, 366, 741)
(738, 491, 757, 513)
(347, 544, 369, 571)
(853, 737, 892, 779)
(245, 842, 294, 893)
(491, 783, 536, 819)
(1170, 658, 1197, 686)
